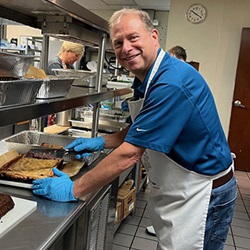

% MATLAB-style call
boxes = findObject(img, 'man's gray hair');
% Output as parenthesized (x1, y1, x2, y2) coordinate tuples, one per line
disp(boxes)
(109, 8, 154, 37)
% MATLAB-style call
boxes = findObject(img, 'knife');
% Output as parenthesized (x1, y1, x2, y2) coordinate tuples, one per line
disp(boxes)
(27, 147, 93, 159)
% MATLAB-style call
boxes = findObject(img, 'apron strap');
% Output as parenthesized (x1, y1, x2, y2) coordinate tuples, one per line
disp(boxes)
(145, 48, 165, 96)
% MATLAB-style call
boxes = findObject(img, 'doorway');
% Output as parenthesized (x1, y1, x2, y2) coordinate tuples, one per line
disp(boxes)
(228, 28, 250, 171)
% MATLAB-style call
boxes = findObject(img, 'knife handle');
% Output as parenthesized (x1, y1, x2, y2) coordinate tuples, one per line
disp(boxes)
(64, 148, 93, 154)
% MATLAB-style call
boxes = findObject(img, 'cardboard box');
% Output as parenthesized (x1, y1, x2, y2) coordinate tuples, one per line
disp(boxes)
(120, 179, 134, 190)
(117, 180, 136, 219)
(122, 187, 136, 219)
(115, 201, 122, 223)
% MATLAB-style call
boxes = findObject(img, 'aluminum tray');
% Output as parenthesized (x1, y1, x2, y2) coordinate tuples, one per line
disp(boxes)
(36, 77, 75, 99)
(76, 107, 129, 123)
(0, 51, 35, 78)
(72, 74, 108, 88)
(52, 69, 96, 78)
(70, 118, 128, 133)
(0, 79, 43, 107)
(3, 130, 100, 165)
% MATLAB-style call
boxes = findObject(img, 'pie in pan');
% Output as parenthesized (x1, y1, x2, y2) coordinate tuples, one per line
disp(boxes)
(0, 149, 62, 182)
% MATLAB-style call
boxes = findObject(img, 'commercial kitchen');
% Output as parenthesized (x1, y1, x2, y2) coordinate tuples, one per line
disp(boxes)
(0, 1, 250, 250)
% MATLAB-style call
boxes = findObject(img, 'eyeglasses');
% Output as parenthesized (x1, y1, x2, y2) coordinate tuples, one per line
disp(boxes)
(69, 50, 80, 58)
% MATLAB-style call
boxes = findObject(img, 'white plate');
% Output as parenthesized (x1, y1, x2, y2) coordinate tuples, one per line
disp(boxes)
(0, 196, 37, 237)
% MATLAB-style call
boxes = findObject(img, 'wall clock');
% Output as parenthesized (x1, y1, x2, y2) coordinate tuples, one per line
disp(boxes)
(186, 4, 207, 24)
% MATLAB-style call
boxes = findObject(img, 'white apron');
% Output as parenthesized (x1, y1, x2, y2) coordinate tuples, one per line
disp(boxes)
(128, 49, 232, 250)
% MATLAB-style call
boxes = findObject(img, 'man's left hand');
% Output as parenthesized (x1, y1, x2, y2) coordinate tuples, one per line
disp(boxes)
(32, 168, 78, 202)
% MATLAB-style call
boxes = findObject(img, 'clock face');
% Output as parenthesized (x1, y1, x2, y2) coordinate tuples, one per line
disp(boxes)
(186, 4, 207, 24)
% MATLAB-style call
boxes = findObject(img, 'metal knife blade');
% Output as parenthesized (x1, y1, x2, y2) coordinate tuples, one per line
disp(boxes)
(27, 147, 93, 159)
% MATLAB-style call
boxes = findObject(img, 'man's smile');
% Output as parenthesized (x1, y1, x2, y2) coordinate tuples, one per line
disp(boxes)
(123, 53, 141, 61)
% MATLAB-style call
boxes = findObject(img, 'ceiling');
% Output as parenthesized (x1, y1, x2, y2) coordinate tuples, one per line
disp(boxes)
(73, 0, 171, 11)
(0, 0, 170, 27)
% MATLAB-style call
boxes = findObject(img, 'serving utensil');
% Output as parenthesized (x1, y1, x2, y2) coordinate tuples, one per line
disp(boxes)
(27, 147, 93, 159)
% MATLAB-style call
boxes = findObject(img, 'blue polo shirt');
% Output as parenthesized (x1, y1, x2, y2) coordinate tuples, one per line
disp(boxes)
(125, 51, 232, 175)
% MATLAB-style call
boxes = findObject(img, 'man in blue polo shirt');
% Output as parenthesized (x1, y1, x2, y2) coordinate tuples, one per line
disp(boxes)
(33, 8, 237, 250)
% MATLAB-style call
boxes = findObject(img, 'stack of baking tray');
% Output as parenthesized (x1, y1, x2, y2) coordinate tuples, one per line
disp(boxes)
(0, 51, 35, 78)
(25, 66, 76, 99)
(0, 78, 43, 107)
(0, 52, 75, 106)
(70, 118, 129, 133)
(36, 76, 76, 99)
(51, 69, 108, 88)
(0, 52, 43, 107)
(72, 74, 108, 87)
(76, 107, 129, 123)
(52, 69, 96, 78)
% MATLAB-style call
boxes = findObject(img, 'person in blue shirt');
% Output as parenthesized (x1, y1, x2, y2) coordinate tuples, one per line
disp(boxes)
(33, 8, 237, 250)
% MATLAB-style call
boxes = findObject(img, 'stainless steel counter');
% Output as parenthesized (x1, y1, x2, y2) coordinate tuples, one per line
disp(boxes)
(0, 186, 85, 249)
(0, 153, 113, 250)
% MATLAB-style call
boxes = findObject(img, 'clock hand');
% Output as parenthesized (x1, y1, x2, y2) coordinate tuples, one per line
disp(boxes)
(191, 10, 202, 18)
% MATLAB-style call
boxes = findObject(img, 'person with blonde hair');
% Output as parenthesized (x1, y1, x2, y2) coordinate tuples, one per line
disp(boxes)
(46, 41, 84, 126)
(47, 41, 84, 75)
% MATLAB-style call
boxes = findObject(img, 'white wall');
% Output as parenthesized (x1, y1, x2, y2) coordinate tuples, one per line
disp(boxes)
(6, 25, 41, 45)
(166, 0, 250, 136)
(6, 26, 67, 68)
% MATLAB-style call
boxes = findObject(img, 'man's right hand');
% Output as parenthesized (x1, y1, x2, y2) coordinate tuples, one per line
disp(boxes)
(65, 137, 105, 159)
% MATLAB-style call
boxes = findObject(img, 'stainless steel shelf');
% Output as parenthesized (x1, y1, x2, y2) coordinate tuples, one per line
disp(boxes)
(0, 0, 112, 49)
(0, 86, 132, 127)
(0, 0, 109, 32)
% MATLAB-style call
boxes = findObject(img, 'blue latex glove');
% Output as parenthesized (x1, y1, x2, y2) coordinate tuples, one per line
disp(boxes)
(121, 99, 129, 111)
(65, 136, 105, 159)
(32, 168, 77, 202)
